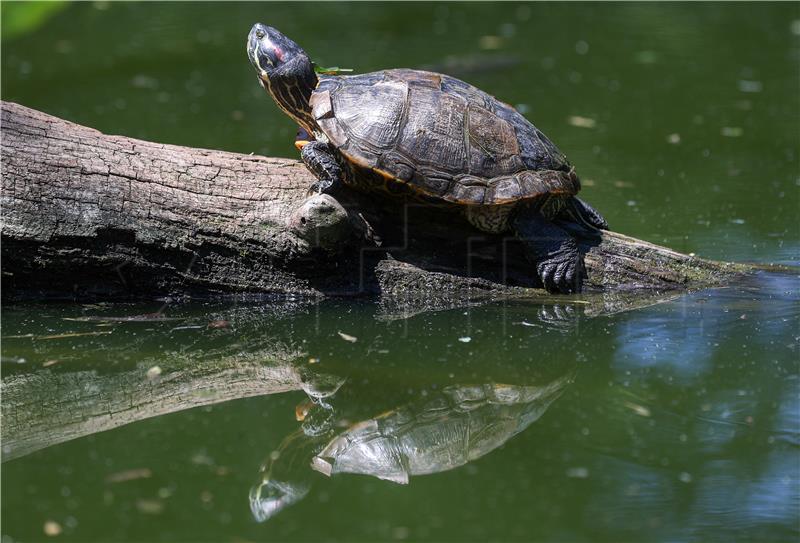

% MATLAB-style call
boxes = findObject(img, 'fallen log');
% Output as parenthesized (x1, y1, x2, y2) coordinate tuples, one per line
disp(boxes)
(1, 101, 752, 302)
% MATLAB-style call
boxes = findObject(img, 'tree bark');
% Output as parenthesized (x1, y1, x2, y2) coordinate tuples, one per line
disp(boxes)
(1, 101, 752, 303)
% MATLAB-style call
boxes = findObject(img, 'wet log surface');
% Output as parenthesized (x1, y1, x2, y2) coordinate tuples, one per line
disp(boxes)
(1, 101, 753, 303)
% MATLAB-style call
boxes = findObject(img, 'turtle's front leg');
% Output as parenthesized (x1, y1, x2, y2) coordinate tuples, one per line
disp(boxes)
(512, 204, 585, 294)
(561, 196, 608, 231)
(300, 141, 344, 196)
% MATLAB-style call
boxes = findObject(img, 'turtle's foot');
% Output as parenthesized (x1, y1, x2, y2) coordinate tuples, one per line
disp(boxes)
(307, 177, 342, 196)
(535, 239, 585, 294)
(301, 141, 344, 197)
(512, 203, 586, 294)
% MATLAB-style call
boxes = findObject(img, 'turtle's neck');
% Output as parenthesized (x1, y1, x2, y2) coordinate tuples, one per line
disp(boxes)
(264, 55, 318, 134)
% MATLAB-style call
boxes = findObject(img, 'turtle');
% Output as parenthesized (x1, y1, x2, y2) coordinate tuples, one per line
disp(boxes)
(246, 24, 608, 293)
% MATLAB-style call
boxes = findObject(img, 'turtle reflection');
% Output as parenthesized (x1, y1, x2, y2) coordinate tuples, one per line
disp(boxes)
(249, 428, 324, 522)
(250, 371, 573, 521)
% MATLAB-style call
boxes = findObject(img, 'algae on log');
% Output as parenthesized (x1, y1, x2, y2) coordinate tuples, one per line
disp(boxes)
(0, 101, 751, 301)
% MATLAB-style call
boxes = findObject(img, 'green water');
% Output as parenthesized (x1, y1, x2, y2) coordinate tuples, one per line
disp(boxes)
(2, 2, 799, 542)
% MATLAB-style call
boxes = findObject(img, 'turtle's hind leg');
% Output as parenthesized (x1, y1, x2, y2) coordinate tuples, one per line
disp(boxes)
(512, 203, 585, 294)
(300, 141, 344, 195)
(561, 196, 608, 231)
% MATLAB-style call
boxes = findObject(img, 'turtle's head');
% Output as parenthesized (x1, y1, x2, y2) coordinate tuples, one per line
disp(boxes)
(247, 23, 317, 132)
(247, 24, 305, 78)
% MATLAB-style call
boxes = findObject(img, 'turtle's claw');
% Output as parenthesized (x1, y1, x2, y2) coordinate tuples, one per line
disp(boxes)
(537, 261, 554, 292)
(537, 248, 583, 294)
(553, 260, 569, 289)
(307, 178, 337, 197)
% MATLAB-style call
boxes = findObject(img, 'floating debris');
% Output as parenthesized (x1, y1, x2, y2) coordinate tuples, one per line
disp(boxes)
(37, 331, 113, 340)
(458, 336, 472, 343)
(478, 35, 503, 50)
(146, 366, 162, 380)
(42, 360, 61, 368)
(613, 180, 635, 188)
(207, 320, 231, 329)
(574, 40, 589, 55)
(737, 80, 762, 93)
(721, 126, 743, 137)
(667, 133, 681, 144)
(64, 313, 182, 323)
(136, 499, 165, 515)
(191, 451, 215, 466)
(43, 520, 62, 536)
(567, 115, 596, 129)
(678, 472, 693, 483)
(566, 466, 590, 478)
(105, 468, 153, 484)
(337, 331, 358, 343)
(1, 356, 26, 364)
(308, 357, 320, 364)
(624, 401, 652, 417)
(295, 398, 314, 421)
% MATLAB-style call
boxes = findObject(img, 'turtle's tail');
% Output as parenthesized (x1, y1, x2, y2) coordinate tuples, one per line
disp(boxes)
(563, 197, 608, 231)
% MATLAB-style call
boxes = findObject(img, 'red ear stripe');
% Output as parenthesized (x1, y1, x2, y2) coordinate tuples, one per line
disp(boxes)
(273, 47, 284, 61)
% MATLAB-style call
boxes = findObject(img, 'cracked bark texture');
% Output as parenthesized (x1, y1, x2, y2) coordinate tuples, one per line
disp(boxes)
(1, 101, 752, 302)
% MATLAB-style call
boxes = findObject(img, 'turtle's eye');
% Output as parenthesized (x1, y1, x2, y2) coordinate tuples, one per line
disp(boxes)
(256, 29, 265, 39)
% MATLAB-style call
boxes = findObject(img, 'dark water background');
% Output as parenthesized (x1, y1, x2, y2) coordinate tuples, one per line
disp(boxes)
(2, 2, 799, 542)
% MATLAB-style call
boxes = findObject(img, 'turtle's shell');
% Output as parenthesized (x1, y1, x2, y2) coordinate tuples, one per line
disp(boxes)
(309, 69, 580, 206)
